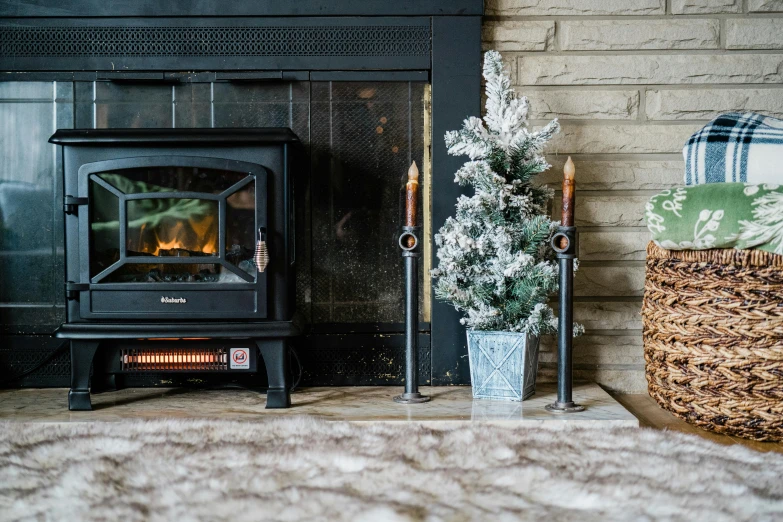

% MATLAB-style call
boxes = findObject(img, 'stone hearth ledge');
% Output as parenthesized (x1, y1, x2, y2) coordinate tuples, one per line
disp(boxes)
(0, 383, 638, 428)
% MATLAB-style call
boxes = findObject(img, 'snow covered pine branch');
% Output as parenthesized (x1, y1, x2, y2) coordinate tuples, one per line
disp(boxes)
(431, 50, 584, 336)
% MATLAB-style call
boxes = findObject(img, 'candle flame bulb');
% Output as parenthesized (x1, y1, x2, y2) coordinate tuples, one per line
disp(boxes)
(564, 156, 575, 181)
(408, 160, 419, 182)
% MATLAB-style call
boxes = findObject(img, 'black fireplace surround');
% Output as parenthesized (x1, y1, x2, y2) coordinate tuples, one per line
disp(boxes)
(0, 1, 483, 396)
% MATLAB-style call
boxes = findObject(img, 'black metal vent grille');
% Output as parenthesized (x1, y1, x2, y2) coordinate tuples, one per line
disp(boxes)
(0, 26, 431, 57)
(120, 347, 228, 372)
(0, 338, 70, 387)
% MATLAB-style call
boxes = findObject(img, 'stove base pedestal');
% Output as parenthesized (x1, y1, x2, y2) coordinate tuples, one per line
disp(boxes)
(58, 321, 300, 411)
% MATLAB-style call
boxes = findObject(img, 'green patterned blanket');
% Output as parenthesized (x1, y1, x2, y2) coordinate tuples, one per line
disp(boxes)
(645, 183, 783, 254)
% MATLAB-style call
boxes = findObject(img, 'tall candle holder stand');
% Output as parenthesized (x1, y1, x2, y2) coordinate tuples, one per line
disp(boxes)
(545, 225, 585, 413)
(394, 161, 430, 405)
(393, 225, 430, 404)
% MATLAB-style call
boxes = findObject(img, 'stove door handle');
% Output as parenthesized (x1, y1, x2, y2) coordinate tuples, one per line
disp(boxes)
(255, 227, 269, 273)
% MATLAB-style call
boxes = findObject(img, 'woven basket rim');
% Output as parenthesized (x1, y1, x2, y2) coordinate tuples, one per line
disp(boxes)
(647, 242, 783, 267)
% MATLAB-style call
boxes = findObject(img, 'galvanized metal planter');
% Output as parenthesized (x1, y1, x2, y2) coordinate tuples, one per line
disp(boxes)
(466, 330, 540, 401)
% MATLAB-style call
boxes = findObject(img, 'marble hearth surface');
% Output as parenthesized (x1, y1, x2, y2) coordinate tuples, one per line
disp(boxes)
(0, 383, 638, 427)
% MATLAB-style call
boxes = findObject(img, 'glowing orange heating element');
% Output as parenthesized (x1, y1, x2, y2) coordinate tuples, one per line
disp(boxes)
(126, 354, 210, 363)
(121, 350, 228, 370)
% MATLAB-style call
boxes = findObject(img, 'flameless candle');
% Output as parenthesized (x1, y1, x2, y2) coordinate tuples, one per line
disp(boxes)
(562, 156, 575, 228)
(558, 157, 576, 251)
(405, 161, 419, 247)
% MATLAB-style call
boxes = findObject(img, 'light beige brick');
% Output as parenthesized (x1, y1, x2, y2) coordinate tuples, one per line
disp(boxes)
(574, 364, 647, 393)
(573, 301, 643, 330)
(525, 89, 639, 120)
(485, 0, 665, 15)
(727, 19, 783, 50)
(537, 364, 646, 393)
(580, 195, 648, 227)
(579, 230, 651, 261)
(536, 364, 558, 383)
(748, 0, 783, 11)
(576, 195, 648, 227)
(575, 266, 646, 297)
(554, 194, 649, 227)
(482, 21, 554, 52)
(646, 88, 783, 120)
(541, 335, 642, 363)
(517, 54, 783, 85)
(539, 158, 684, 190)
(492, 54, 518, 85)
(539, 336, 646, 392)
(560, 20, 719, 50)
(547, 124, 698, 154)
(577, 368, 647, 393)
(671, 0, 742, 13)
(602, 370, 648, 392)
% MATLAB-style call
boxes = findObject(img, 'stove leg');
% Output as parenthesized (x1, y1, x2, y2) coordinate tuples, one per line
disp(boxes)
(256, 339, 290, 409)
(68, 340, 99, 411)
(91, 373, 118, 395)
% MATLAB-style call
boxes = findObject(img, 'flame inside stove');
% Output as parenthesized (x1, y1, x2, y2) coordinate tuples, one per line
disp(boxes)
(147, 215, 218, 256)
(134, 202, 219, 257)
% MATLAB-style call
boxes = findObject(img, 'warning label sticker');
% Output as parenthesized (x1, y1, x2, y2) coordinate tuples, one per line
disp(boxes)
(229, 348, 250, 370)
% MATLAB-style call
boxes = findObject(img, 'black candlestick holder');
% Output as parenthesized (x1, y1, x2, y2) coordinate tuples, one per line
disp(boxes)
(545, 225, 585, 414)
(394, 225, 430, 404)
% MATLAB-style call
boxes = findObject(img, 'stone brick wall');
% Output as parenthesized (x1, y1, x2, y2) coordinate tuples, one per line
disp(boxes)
(483, 0, 783, 392)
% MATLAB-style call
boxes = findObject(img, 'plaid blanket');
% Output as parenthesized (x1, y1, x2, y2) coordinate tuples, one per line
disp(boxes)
(684, 112, 783, 185)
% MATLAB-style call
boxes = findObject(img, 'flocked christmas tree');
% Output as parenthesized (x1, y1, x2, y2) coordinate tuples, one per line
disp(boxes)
(432, 50, 582, 336)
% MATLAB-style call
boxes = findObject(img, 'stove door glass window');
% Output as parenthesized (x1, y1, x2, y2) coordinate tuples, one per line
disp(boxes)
(88, 166, 256, 283)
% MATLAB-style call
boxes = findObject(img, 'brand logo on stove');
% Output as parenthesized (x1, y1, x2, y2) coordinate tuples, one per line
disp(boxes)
(161, 296, 187, 304)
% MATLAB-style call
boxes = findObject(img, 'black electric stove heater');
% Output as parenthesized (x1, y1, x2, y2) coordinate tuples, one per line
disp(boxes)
(53, 128, 302, 409)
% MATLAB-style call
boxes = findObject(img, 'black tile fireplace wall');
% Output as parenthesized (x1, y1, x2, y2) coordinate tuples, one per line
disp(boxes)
(0, 79, 428, 385)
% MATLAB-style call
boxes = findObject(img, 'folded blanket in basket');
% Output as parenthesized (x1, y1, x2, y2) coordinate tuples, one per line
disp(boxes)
(645, 183, 783, 254)
(684, 112, 783, 185)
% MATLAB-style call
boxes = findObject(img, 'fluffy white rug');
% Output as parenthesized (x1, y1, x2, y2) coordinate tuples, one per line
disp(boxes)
(1, 417, 782, 522)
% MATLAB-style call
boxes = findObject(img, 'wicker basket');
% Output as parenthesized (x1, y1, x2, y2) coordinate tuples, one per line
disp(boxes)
(643, 242, 783, 441)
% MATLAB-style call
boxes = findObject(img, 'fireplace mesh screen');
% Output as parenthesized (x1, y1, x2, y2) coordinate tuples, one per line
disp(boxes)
(308, 82, 426, 324)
